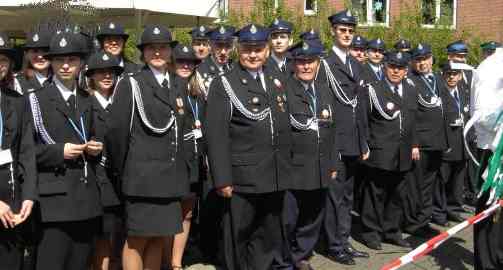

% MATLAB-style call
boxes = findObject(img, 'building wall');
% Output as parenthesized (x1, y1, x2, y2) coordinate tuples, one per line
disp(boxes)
(228, 0, 502, 41)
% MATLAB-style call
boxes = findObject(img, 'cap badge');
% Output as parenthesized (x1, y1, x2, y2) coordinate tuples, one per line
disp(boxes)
(109, 23, 115, 29)
(418, 43, 423, 50)
(59, 37, 67, 48)
(219, 26, 226, 34)
(401, 40, 406, 45)
(357, 36, 361, 41)
(302, 42, 309, 51)
(274, 18, 279, 25)
(310, 29, 315, 34)
(250, 24, 257, 34)
(199, 26, 205, 32)
(153, 27, 161, 35)
(377, 38, 382, 44)
(397, 52, 403, 59)
(33, 33, 39, 42)
(346, 10, 352, 17)
(102, 54, 110, 61)
(386, 102, 394, 110)
(0, 37, 4, 47)
(183, 46, 189, 53)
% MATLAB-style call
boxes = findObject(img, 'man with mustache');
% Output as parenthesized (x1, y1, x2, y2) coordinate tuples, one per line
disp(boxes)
(360, 51, 418, 250)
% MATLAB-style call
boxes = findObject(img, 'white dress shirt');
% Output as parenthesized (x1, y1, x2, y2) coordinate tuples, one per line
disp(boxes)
(94, 91, 112, 110)
(34, 71, 48, 86)
(332, 45, 348, 64)
(247, 68, 266, 91)
(54, 77, 76, 101)
(148, 64, 170, 88)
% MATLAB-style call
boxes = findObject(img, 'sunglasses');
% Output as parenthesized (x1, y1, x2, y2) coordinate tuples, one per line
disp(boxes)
(337, 27, 355, 34)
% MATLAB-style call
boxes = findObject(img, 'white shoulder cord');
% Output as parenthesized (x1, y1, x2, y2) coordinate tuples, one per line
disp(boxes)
(128, 77, 177, 134)
(290, 115, 315, 130)
(220, 76, 271, 121)
(220, 75, 275, 144)
(321, 59, 357, 109)
(28, 92, 56, 144)
(368, 84, 402, 132)
(416, 77, 442, 108)
(128, 77, 178, 152)
(0, 92, 15, 199)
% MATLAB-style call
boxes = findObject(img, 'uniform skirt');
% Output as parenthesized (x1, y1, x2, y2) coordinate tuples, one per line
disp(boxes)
(125, 196, 182, 237)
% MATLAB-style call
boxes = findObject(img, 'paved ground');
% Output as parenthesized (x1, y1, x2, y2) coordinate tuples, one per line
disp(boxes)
(184, 209, 476, 270)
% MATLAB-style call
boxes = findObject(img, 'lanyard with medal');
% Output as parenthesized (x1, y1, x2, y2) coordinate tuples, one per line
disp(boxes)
(0, 102, 15, 200)
(187, 96, 202, 153)
(305, 86, 320, 136)
(421, 75, 440, 104)
(67, 113, 89, 183)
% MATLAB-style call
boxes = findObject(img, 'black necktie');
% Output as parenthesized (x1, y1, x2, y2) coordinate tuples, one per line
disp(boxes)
(162, 78, 169, 88)
(306, 85, 316, 113)
(394, 86, 401, 97)
(256, 74, 264, 91)
(453, 90, 460, 110)
(67, 94, 76, 109)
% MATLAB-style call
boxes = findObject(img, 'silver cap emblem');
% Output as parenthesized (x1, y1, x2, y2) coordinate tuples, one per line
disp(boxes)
(302, 42, 309, 51)
(183, 46, 189, 53)
(102, 54, 109, 61)
(59, 37, 67, 48)
(153, 27, 161, 35)
(109, 23, 115, 29)
(250, 24, 257, 34)
(418, 43, 423, 50)
(33, 34, 39, 42)
(346, 10, 352, 17)
(0, 37, 4, 47)
(199, 26, 205, 32)
(219, 26, 226, 34)
(274, 18, 279, 25)
(397, 52, 403, 59)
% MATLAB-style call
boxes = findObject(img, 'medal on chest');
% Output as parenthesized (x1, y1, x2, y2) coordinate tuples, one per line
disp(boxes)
(176, 97, 184, 115)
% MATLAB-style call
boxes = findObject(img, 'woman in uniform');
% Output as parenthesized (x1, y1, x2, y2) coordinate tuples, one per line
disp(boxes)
(165, 44, 205, 270)
(105, 25, 189, 270)
(85, 51, 123, 270)
(14, 25, 53, 94)
(95, 22, 139, 76)
(0, 31, 37, 270)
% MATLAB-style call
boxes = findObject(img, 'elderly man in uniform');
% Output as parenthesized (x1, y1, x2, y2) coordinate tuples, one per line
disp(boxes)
(360, 51, 419, 250)
(404, 43, 449, 236)
(321, 9, 370, 265)
(282, 39, 342, 270)
(206, 24, 293, 270)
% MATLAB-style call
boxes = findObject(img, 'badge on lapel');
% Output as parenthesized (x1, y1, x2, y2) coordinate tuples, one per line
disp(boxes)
(386, 102, 395, 111)
(277, 95, 285, 112)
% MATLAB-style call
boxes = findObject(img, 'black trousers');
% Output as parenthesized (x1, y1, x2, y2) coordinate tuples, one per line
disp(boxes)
(465, 141, 480, 199)
(474, 149, 503, 270)
(324, 156, 357, 252)
(0, 231, 23, 270)
(283, 189, 326, 265)
(360, 167, 407, 243)
(406, 150, 443, 232)
(36, 218, 99, 270)
(198, 189, 226, 265)
(223, 192, 285, 270)
(433, 160, 467, 223)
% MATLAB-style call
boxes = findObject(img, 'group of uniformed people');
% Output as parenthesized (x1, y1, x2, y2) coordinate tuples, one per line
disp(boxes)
(0, 8, 501, 270)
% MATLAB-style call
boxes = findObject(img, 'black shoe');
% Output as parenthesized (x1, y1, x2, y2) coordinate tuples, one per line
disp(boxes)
(363, 240, 382, 250)
(447, 213, 464, 222)
(345, 245, 370, 258)
(414, 225, 440, 238)
(431, 219, 450, 227)
(295, 260, 314, 270)
(327, 251, 356, 265)
(384, 237, 411, 248)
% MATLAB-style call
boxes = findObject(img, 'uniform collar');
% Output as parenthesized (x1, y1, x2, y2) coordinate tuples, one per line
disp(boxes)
(94, 91, 111, 109)
(54, 77, 76, 101)
(384, 78, 403, 96)
(271, 52, 286, 69)
(369, 62, 381, 72)
(332, 45, 348, 64)
(34, 71, 48, 86)
(247, 67, 263, 79)
(148, 64, 170, 87)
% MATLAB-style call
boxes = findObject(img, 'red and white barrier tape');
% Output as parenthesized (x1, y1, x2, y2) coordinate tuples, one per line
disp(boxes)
(380, 200, 503, 270)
